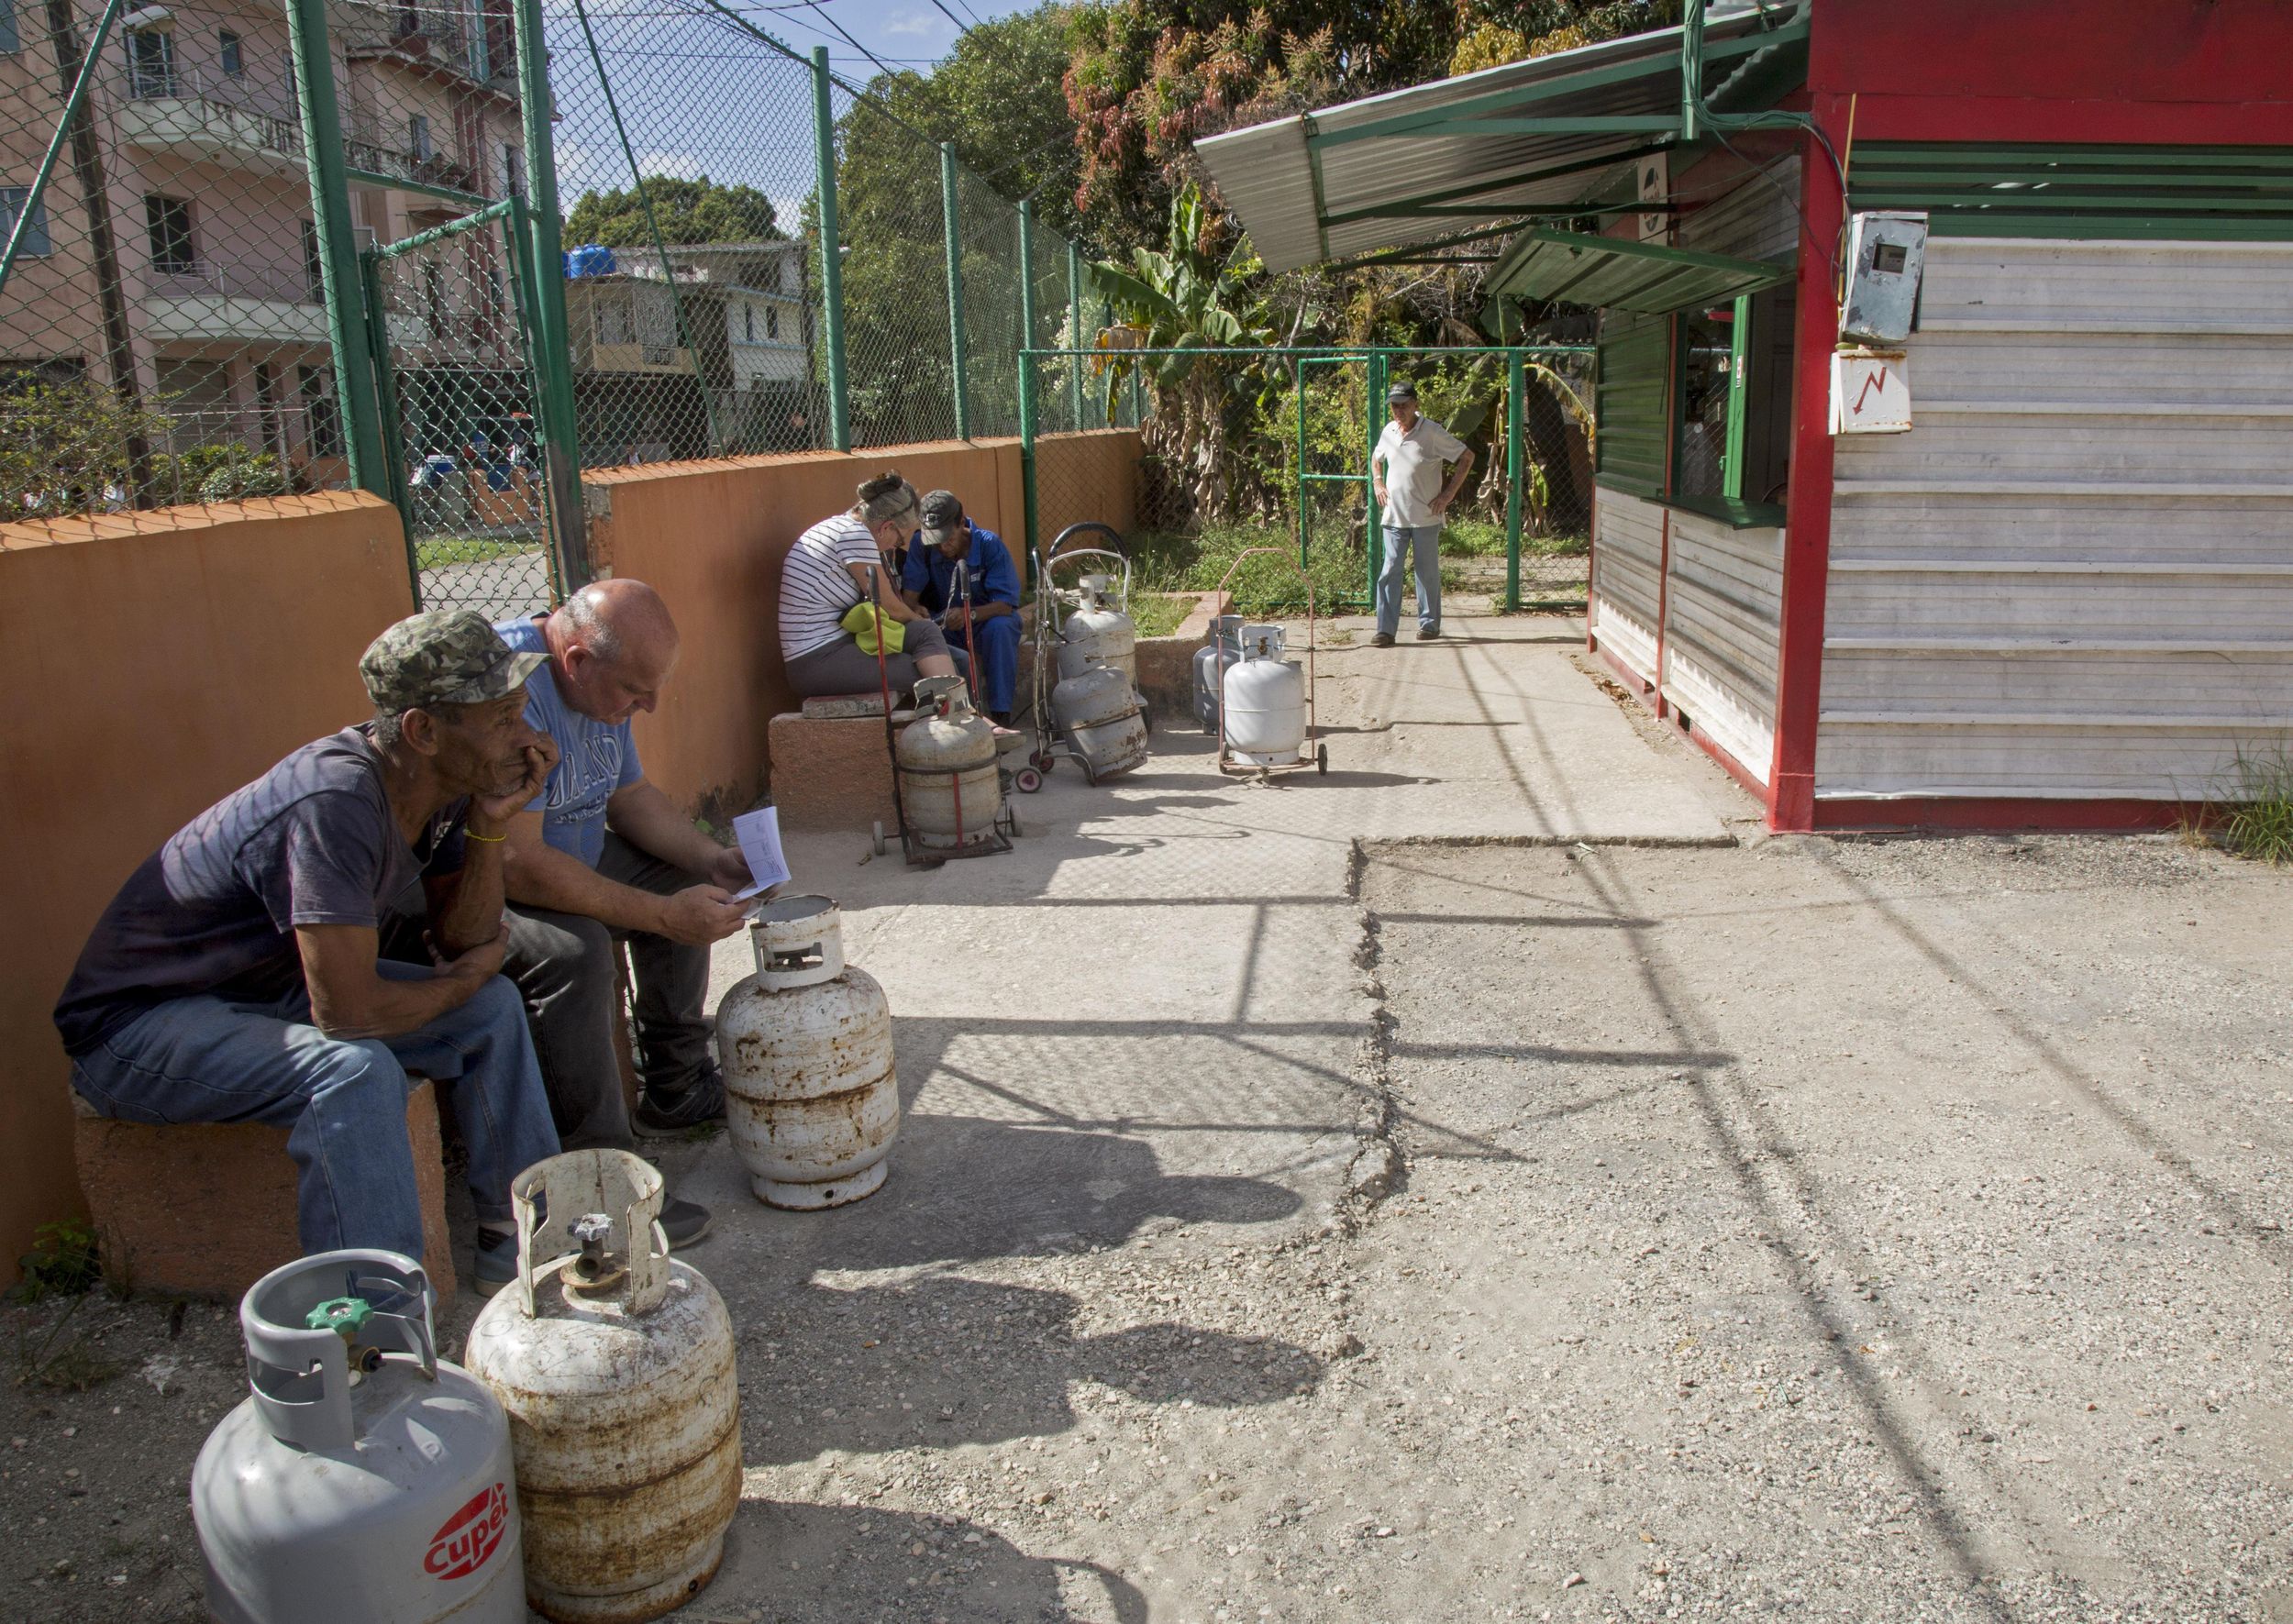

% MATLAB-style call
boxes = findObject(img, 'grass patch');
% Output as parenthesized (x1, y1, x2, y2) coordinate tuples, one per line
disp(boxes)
(1129, 525, 1365, 617)
(1441, 519, 1590, 559)
(2218, 748, 2293, 864)
(415, 536, 543, 569)
(1128, 592, 1193, 638)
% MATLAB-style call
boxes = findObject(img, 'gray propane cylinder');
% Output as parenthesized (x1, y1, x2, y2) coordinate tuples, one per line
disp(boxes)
(192, 1250, 524, 1624)
(716, 894, 901, 1209)
(896, 675, 1002, 850)
(1221, 623, 1307, 766)
(1057, 574, 1139, 691)
(1051, 661, 1147, 782)
(1191, 613, 1244, 732)
(463, 1150, 741, 1624)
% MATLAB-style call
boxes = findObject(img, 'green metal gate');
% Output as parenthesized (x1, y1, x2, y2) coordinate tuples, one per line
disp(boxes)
(1018, 344, 1594, 614)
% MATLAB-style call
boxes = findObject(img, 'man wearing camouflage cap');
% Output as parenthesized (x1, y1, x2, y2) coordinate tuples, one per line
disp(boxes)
(55, 610, 565, 1294)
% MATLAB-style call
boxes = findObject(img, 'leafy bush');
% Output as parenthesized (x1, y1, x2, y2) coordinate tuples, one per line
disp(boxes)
(0, 381, 173, 521)
(162, 443, 290, 503)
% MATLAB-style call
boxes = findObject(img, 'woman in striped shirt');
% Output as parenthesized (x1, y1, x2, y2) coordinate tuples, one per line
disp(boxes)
(780, 471, 971, 704)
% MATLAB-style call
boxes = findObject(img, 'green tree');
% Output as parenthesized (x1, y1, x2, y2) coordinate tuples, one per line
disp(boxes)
(564, 175, 780, 248)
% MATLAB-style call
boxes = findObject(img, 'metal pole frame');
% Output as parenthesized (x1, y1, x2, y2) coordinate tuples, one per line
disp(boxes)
(511, 0, 592, 591)
(811, 46, 851, 451)
(1504, 349, 1525, 611)
(940, 143, 970, 441)
(287, 0, 388, 494)
(1723, 292, 1752, 502)
(0, 0, 125, 296)
(1017, 350, 1039, 580)
(1364, 351, 1388, 617)
(1065, 239, 1083, 430)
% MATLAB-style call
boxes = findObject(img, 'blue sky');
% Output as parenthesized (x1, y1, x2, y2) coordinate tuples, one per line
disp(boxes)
(737, 0, 1029, 75)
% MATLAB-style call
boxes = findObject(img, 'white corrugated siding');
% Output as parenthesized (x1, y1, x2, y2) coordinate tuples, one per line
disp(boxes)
(1590, 488, 1663, 685)
(1591, 490, 1783, 785)
(1820, 238, 2293, 801)
(1661, 509, 1781, 784)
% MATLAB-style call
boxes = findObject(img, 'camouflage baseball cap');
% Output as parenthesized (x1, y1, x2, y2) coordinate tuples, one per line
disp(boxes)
(360, 609, 548, 715)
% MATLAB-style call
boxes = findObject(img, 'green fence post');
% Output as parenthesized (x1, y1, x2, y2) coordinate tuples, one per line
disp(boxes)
(1365, 351, 1388, 615)
(1066, 239, 1083, 430)
(940, 143, 970, 441)
(1016, 200, 1037, 359)
(1504, 349, 1525, 613)
(360, 250, 418, 574)
(0, 0, 123, 296)
(1018, 351, 1039, 579)
(810, 47, 851, 452)
(512, 0, 591, 589)
(1293, 357, 1308, 569)
(287, 0, 387, 495)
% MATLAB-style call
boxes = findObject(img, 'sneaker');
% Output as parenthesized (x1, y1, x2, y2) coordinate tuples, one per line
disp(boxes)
(1370, 631, 1395, 647)
(632, 1073, 727, 1139)
(474, 1227, 518, 1297)
(1414, 624, 1441, 641)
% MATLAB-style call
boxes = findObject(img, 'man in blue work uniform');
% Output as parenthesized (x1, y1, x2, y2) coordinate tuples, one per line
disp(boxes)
(901, 489, 1024, 724)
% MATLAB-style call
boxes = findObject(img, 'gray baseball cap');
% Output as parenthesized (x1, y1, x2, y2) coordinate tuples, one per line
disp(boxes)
(360, 609, 547, 715)
(919, 489, 966, 547)
(1387, 380, 1418, 403)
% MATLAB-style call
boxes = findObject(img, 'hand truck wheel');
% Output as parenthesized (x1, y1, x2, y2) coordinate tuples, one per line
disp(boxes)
(1015, 767, 1044, 794)
(1316, 744, 1329, 776)
(871, 820, 887, 856)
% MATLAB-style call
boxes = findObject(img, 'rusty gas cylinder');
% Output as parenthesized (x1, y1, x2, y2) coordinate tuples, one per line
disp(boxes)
(714, 894, 900, 1209)
(463, 1151, 739, 1624)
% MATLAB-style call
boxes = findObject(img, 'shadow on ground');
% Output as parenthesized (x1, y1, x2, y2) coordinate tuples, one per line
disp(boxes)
(740, 1273, 1322, 1465)
(706, 1501, 1148, 1623)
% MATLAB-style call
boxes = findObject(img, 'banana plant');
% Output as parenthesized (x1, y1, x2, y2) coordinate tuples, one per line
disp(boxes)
(1082, 184, 1277, 525)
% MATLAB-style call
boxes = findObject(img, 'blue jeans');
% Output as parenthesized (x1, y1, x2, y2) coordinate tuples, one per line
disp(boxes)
(947, 611, 1022, 717)
(70, 963, 559, 1260)
(1376, 523, 1443, 637)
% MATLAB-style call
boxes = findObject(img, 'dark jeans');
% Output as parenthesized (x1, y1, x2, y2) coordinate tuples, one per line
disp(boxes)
(504, 833, 719, 1151)
(71, 964, 557, 1255)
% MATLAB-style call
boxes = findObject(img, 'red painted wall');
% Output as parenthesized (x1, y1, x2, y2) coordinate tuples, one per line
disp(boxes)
(1762, 0, 2293, 832)
(1809, 0, 2293, 143)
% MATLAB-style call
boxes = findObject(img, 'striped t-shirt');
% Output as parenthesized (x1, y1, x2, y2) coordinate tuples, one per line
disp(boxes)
(779, 514, 885, 662)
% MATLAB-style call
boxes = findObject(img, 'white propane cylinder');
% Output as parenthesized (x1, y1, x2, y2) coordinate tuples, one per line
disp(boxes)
(895, 675, 1002, 851)
(1058, 575, 1138, 690)
(1050, 662, 1148, 783)
(1221, 623, 1306, 766)
(714, 894, 901, 1208)
(463, 1152, 740, 1624)
(193, 1250, 524, 1624)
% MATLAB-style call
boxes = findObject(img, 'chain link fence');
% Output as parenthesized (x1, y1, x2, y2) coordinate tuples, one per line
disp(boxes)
(1022, 345, 1590, 625)
(2, 0, 1122, 609)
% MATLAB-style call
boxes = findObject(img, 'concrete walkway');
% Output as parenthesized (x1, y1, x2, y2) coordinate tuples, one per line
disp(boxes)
(648, 605, 1745, 1618)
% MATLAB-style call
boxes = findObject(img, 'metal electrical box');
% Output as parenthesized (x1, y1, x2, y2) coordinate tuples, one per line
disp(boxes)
(1840, 211, 1928, 345)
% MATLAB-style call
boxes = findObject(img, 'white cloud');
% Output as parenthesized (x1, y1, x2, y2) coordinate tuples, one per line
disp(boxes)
(635, 150, 704, 181)
(879, 7, 937, 38)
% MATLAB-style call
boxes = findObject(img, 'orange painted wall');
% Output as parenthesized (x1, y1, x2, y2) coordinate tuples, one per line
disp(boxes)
(595, 430, 1140, 819)
(0, 493, 415, 1280)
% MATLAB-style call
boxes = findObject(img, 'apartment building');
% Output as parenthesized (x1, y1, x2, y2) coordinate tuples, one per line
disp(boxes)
(0, 0, 526, 497)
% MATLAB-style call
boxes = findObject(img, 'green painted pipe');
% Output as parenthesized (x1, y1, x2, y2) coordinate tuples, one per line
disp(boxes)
(811, 46, 851, 451)
(941, 143, 969, 441)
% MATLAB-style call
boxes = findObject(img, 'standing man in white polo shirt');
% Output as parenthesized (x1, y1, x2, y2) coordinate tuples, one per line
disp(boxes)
(1369, 379, 1475, 646)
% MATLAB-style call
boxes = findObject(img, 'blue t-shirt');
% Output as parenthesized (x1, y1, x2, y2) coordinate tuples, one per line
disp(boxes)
(900, 524, 1019, 616)
(54, 728, 468, 1055)
(494, 616, 641, 867)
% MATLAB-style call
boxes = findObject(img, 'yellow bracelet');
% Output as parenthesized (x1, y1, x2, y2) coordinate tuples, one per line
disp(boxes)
(466, 830, 507, 843)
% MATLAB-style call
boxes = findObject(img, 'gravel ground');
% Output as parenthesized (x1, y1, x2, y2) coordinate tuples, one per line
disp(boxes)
(6, 829, 2289, 1619)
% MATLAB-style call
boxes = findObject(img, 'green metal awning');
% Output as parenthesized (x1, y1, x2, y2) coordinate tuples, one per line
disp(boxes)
(1486, 226, 1789, 314)
(1192, 2, 1809, 273)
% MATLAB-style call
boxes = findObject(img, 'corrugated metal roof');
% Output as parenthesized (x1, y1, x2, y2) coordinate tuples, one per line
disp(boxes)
(1488, 226, 1789, 313)
(1195, 3, 1800, 274)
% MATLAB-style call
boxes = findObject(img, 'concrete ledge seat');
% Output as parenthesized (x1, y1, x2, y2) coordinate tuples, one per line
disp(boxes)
(768, 709, 900, 831)
(798, 692, 917, 722)
(71, 1081, 456, 1308)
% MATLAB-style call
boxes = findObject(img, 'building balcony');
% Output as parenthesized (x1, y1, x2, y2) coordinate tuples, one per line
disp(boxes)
(115, 72, 304, 176)
(141, 260, 424, 348)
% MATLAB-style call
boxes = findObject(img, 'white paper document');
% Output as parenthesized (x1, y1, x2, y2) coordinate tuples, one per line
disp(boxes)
(731, 807, 791, 900)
